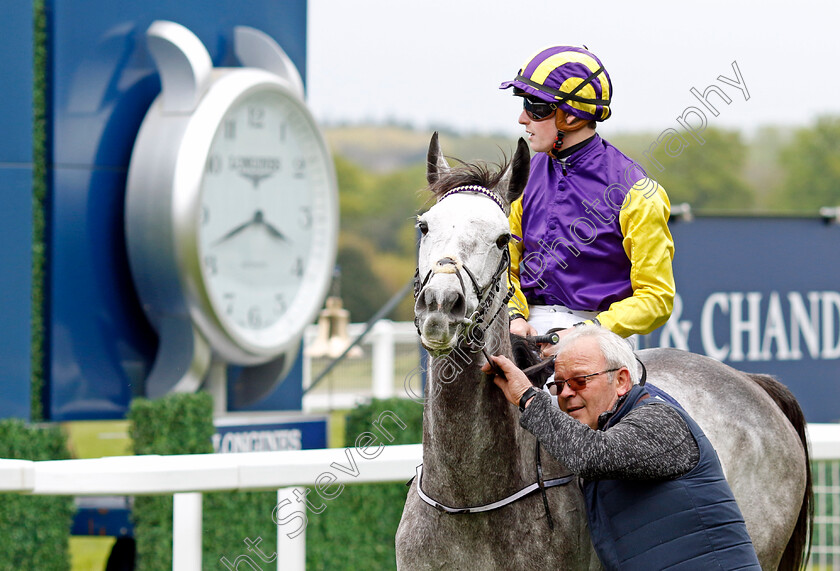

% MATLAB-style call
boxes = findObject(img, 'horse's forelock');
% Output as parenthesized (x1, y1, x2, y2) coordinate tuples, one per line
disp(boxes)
(428, 157, 509, 203)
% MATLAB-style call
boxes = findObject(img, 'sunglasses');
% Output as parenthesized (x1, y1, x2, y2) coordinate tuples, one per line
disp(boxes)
(545, 368, 620, 394)
(522, 97, 557, 121)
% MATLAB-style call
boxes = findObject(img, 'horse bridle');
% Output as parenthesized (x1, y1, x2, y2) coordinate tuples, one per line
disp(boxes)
(413, 186, 515, 353)
(413, 247, 513, 352)
(411, 185, 573, 528)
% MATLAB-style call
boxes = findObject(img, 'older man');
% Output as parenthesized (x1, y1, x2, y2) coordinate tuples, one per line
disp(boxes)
(484, 326, 760, 570)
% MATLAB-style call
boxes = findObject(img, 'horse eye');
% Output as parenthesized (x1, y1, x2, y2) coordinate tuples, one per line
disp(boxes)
(417, 220, 429, 236)
(496, 233, 511, 249)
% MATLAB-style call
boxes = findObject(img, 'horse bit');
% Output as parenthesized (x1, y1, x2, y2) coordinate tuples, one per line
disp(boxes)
(411, 185, 574, 528)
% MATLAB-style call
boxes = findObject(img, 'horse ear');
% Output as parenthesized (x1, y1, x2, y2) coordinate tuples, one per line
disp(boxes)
(497, 138, 530, 206)
(427, 132, 451, 185)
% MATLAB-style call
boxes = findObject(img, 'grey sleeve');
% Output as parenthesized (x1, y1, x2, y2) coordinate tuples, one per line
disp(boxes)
(519, 392, 700, 480)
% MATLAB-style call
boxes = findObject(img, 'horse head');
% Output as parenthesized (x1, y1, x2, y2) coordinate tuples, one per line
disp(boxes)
(414, 132, 530, 356)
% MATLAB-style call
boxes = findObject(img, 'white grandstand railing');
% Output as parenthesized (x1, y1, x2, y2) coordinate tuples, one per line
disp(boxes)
(301, 320, 420, 411)
(0, 443, 422, 570)
(1, 427, 840, 570)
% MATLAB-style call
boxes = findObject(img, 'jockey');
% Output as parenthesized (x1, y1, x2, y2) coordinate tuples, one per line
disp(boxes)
(500, 46, 675, 345)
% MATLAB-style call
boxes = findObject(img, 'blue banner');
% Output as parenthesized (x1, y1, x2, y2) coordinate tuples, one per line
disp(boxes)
(0, 3, 33, 419)
(646, 216, 840, 422)
(213, 415, 328, 453)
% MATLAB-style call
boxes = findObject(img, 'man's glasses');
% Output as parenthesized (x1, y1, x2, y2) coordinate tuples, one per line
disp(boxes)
(545, 368, 620, 395)
(522, 97, 557, 121)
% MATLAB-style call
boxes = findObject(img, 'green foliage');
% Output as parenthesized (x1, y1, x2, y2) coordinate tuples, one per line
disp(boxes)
(326, 125, 514, 173)
(619, 127, 755, 211)
(332, 154, 424, 322)
(336, 241, 394, 322)
(129, 393, 213, 570)
(335, 155, 426, 257)
(128, 393, 278, 570)
(306, 398, 423, 570)
(343, 398, 423, 443)
(743, 126, 790, 210)
(32, 0, 48, 421)
(203, 491, 277, 568)
(774, 115, 840, 212)
(0, 420, 74, 570)
(129, 393, 215, 456)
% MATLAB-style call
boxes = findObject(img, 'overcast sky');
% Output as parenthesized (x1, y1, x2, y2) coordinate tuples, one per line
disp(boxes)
(307, 0, 840, 138)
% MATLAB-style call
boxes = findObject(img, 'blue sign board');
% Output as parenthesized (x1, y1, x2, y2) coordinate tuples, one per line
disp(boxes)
(44, 0, 307, 420)
(213, 414, 328, 454)
(645, 216, 840, 423)
(0, 3, 34, 419)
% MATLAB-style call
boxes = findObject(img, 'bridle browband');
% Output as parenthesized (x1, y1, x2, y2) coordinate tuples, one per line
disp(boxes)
(439, 184, 507, 212)
(412, 185, 573, 529)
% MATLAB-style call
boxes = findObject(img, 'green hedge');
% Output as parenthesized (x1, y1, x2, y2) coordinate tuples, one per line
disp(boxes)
(129, 393, 212, 570)
(128, 393, 423, 570)
(306, 397, 423, 570)
(32, 0, 47, 422)
(0, 420, 74, 570)
(128, 392, 277, 570)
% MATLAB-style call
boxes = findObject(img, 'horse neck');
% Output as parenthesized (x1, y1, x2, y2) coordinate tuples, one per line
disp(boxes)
(420, 316, 533, 506)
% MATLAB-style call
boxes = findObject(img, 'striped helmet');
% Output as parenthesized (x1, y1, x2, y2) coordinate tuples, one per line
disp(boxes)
(500, 46, 612, 122)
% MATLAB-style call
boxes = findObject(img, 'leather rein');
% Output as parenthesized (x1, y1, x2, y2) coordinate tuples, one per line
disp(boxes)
(411, 185, 574, 529)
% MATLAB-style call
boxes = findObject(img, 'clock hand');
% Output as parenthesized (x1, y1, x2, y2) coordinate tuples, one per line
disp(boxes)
(248, 210, 292, 243)
(212, 215, 255, 246)
(260, 218, 293, 244)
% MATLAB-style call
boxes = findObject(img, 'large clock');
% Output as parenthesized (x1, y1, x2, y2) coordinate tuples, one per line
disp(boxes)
(125, 21, 338, 401)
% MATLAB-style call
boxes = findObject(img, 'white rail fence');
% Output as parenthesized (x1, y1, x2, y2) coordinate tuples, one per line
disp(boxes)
(302, 320, 421, 411)
(2, 427, 840, 570)
(0, 443, 423, 570)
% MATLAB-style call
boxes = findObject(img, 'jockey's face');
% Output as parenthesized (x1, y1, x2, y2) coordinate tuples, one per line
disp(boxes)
(518, 102, 558, 154)
(554, 337, 631, 429)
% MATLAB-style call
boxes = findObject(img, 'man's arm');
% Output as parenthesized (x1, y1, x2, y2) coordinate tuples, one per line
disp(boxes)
(483, 354, 698, 481)
(520, 392, 699, 480)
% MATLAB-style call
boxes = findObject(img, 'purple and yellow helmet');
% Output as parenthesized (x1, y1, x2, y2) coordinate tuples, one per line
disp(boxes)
(500, 46, 612, 122)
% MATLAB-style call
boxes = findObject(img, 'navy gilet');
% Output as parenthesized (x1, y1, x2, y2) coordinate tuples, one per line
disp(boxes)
(582, 385, 761, 570)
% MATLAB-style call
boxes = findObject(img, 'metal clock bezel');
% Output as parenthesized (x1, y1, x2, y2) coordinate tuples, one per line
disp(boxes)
(173, 69, 339, 362)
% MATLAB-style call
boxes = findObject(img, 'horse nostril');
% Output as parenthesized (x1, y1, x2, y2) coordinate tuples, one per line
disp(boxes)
(414, 289, 432, 314)
(417, 287, 466, 318)
(450, 293, 466, 320)
(439, 290, 464, 316)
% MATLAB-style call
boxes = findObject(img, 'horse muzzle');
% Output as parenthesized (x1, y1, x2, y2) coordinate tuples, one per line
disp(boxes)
(414, 273, 469, 355)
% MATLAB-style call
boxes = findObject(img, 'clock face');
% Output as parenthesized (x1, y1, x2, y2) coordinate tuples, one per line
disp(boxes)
(196, 85, 335, 353)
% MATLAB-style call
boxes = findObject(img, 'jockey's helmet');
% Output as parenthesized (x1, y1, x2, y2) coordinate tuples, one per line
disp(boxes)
(500, 46, 612, 123)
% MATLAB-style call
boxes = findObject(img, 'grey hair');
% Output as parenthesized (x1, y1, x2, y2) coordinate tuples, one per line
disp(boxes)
(553, 325, 640, 385)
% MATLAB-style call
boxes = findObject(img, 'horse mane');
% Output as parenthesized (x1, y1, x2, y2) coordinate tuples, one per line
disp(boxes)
(427, 156, 510, 201)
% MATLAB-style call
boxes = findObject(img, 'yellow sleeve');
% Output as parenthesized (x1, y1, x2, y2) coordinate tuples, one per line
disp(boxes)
(506, 196, 530, 319)
(596, 179, 676, 337)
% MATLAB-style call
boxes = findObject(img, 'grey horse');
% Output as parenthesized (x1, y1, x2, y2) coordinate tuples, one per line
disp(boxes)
(396, 133, 812, 570)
